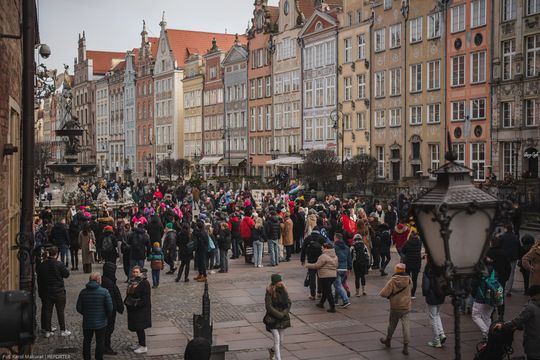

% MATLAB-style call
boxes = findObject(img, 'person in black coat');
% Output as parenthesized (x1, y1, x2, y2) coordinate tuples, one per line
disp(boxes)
(101, 226, 118, 264)
(378, 223, 392, 276)
(422, 262, 446, 347)
(162, 223, 178, 274)
(147, 214, 164, 246)
(101, 262, 124, 355)
(68, 220, 81, 270)
(486, 236, 512, 320)
(499, 224, 520, 296)
(50, 219, 71, 267)
(127, 225, 150, 270)
(175, 223, 193, 282)
(125, 266, 151, 354)
(301, 229, 325, 299)
(216, 222, 232, 273)
(292, 207, 306, 253)
(401, 232, 423, 298)
(193, 220, 209, 282)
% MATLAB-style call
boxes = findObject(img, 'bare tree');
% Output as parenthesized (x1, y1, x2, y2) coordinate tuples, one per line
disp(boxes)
(344, 154, 377, 195)
(156, 158, 177, 181)
(300, 150, 340, 190)
(175, 159, 191, 181)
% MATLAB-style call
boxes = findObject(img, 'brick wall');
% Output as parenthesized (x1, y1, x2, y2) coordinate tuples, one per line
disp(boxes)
(0, 0, 23, 291)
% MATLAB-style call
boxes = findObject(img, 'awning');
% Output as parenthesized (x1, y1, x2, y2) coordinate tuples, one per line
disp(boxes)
(199, 156, 222, 165)
(266, 157, 304, 166)
(223, 158, 247, 167)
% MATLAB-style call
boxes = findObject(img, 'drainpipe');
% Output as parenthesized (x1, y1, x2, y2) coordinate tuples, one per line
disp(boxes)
(488, 0, 495, 177)
(368, 8, 374, 156)
(443, 0, 449, 154)
(402, 2, 409, 178)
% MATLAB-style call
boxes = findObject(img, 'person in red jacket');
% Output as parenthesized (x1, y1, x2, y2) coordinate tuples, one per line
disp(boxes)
(240, 211, 256, 264)
(392, 223, 410, 262)
(228, 213, 241, 259)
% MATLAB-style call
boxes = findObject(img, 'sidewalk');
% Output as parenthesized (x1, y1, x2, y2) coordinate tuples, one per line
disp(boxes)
(33, 251, 528, 359)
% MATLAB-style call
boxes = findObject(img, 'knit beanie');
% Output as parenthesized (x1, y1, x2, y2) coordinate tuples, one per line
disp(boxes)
(271, 273, 282, 285)
(395, 263, 406, 273)
(166, 222, 173, 229)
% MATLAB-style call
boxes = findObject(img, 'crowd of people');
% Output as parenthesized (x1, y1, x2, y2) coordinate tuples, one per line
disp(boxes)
(33, 182, 540, 360)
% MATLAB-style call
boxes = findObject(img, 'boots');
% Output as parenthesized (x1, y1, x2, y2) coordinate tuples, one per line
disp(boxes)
(402, 343, 409, 355)
(193, 274, 201, 281)
(379, 337, 391, 348)
(197, 275, 207, 282)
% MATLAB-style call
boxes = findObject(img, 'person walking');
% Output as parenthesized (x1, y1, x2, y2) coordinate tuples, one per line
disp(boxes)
(401, 232, 422, 299)
(125, 266, 152, 354)
(76, 272, 113, 360)
(392, 223, 410, 262)
(282, 213, 294, 262)
(499, 224, 521, 297)
(422, 262, 446, 348)
(100, 263, 124, 355)
(265, 211, 282, 267)
(522, 238, 540, 290)
(486, 236, 512, 320)
(301, 228, 325, 300)
(162, 223, 178, 274)
(379, 263, 412, 356)
(127, 222, 150, 270)
(305, 243, 338, 313)
(379, 223, 392, 276)
(147, 214, 164, 246)
(351, 234, 370, 296)
(263, 274, 291, 360)
(50, 218, 71, 267)
(175, 223, 193, 282)
(193, 220, 209, 282)
(216, 221, 232, 272)
(100, 225, 118, 264)
(333, 233, 351, 308)
(37, 246, 71, 338)
(251, 217, 266, 268)
(148, 242, 165, 288)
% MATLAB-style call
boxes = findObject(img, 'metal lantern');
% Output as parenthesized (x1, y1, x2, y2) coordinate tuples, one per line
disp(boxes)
(412, 154, 506, 277)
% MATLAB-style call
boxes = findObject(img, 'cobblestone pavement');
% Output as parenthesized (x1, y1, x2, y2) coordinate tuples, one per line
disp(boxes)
(32, 248, 529, 360)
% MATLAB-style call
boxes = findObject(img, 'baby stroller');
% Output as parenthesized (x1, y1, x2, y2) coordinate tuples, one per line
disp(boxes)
(474, 321, 514, 360)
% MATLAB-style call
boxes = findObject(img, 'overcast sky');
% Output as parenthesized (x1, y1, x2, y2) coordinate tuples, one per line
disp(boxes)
(39, 0, 280, 72)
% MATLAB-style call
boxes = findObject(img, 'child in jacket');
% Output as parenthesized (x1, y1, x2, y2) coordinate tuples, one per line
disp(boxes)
(148, 242, 164, 288)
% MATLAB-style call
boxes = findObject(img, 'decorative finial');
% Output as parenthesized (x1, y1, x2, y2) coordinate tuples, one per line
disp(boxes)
(159, 11, 167, 30)
(234, 33, 240, 45)
(210, 37, 218, 51)
(82, 30, 85, 38)
(162, 11, 165, 22)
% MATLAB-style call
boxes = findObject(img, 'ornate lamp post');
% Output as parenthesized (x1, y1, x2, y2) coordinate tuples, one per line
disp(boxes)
(411, 150, 511, 360)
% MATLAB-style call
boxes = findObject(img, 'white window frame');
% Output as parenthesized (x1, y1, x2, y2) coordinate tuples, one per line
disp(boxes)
(390, 108, 401, 127)
(525, 99, 537, 126)
(357, 74, 366, 99)
(502, 39, 515, 81)
(376, 146, 385, 178)
(502, 142, 516, 176)
(471, 0, 486, 28)
(451, 55, 465, 86)
(344, 77, 352, 101)
(375, 71, 385, 98)
(356, 112, 366, 130)
(429, 144, 440, 174)
(427, 103, 441, 124)
(503, 0, 517, 21)
(452, 143, 465, 165)
(358, 34, 366, 60)
(451, 5, 466, 33)
(389, 68, 401, 96)
(410, 63, 422, 93)
(428, 12, 442, 39)
(427, 60, 440, 90)
(344, 38, 352, 62)
(526, 34, 540, 77)
(471, 51, 486, 83)
(409, 106, 422, 125)
(470, 98, 486, 120)
(374, 29, 385, 52)
(390, 24, 401, 48)
(501, 102, 513, 128)
(452, 101, 466, 122)
(410, 17, 423, 43)
(527, 0, 540, 15)
(374, 110, 385, 128)
(471, 143, 486, 181)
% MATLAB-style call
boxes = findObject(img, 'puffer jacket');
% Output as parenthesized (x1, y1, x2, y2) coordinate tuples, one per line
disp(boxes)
(240, 216, 255, 239)
(264, 284, 291, 332)
(305, 248, 338, 278)
(379, 273, 412, 311)
(402, 236, 423, 271)
(49, 222, 70, 247)
(334, 239, 352, 271)
(37, 257, 69, 298)
(265, 216, 282, 240)
(76, 280, 113, 330)
(127, 227, 150, 261)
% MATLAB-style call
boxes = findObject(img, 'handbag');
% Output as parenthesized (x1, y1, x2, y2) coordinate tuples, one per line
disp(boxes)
(124, 295, 139, 308)
(89, 240, 96, 253)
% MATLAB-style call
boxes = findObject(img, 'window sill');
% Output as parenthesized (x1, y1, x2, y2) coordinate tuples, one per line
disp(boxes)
(389, 124, 401, 128)
(409, 90, 423, 95)
(374, 126, 386, 129)
(389, 45, 401, 50)
(374, 50, 386, 54)
(470, 81, 487, 85)
(428, 36, 441, 41)
(427, 88, 441, 92)
(470, 23, 487, 30)
(451, 29, 466, 35)
(390, 93, 401, 98)
(427, 121, 441, 125)
(409, 40, 423, 45)
(409, 122, 422, 126)
(451, 84, 465, 89)
(374, 96, 386, 99)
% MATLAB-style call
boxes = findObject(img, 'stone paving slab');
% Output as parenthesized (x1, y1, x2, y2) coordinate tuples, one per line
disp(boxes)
(214, 320, 251, 329)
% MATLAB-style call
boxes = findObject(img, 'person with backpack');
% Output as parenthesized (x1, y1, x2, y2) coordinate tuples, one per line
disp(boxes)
(301, 229, 325, 300)
(422, 262, 447, 348)
(401, 232, 423, 299)
(251, 217, 266, 268)
(147, 242, 164, 288)
(101, 225, 118, 264)
(379, 263, 412, 356)
(50, 218, 71, 267)
(494, 285, 540, 360)
(175, 223, 194, 283)
(471, 265, 505, 340)
(162, 223, 177, 274)
(379, 223, 392, 276)
(351, 234, 370, 296)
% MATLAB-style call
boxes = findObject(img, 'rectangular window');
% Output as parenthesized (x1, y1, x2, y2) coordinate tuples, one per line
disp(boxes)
(326, 76, 335, 106)
(344, 38, 352, 62)
(376, 146, 385, 178)
(429, 144, 440, 173)
(315, 118, 324, 141)
(525, 99, 537, 126)
(502, 142, 516, 175)
(409, 106, 422, 125)
(503, 0, 516, 21)
(265, 76, 271, 97)
(257, 106, 264, 130)
(374, 110, 385, 128)
(452, 143, 465, 165)
(528, 0, 540, 15)
(427, 60, 440, 90)
(471, 51, 486, 83)
(471, 0, 486, 27)
(502, 39, 515, 80)
(526, 34, 540, 77)
(257, 78, 263, 98)
(305, 119, 313, 141)
(451, 55, 465, 86)
(410, 63, 422, 93)
(357, 74, 366, 99)
(389, 68, 401, 96)
(471, 143, 486, 181)
(452, 101, 466, 121)
(374, 29, 385, 52)
(343, 114, 352, 130)
(384, 0, 392, 10)
(250, 108, 256, 131)
(471, 98, 486, 119)
(502, 102, 513, 128)
(344, 77, 352, 101)
(390, 24, 401, 48)
(358, 34, 366, 59)
(390, 108, 401, 127)
(375, 71, 385, 97)
(304, 81, 313, 108)
(315, 78, 324, 107)
(451, 5, 466, 33)
(428, 12, 441, 39)
(356, 112, 365, 130)
(266, 105, 272, 130)
(410, 17, 423, 43)
(428, 103, 441, 124)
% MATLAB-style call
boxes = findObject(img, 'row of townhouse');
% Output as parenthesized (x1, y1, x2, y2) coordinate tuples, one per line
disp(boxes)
(68, 0, 540, 185)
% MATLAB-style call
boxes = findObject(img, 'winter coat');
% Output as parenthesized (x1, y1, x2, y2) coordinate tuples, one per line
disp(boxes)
(265, 216, 282, 240)
(351, 241, 370, 275)
(216, 228, 232, 250)
(301, 231, 325, 264)
(79, 231, 96, 265)
(305, 248, 338, 278)
(334, 239, 352, 271)
(76, 280, 113, 330)
(148, 247, 165, 270)
(264, 285, 291, 332)
(292, 211, 306, 241)
(422, 266, 446, 306)
(392, 224, 410, 252)
(125, 277, 152, 331)
(506, 295, 540, 358)
(522, 245, 540, 288)
(49, 222, 70, 248)
(101, 232, 118, 263)
(379, 229, 392, 255)
(101, 262, 124, 315)
(127, 228, 150, 261)
(147, 215, 164, 245)
(177, 228, 193, 260)
(281, 218, 294, 247)
(251, 226, 266, 243)
(68, 222, 81, 249)
(193, 228, 208, 254)
(402, 236, 423, 271)
(385, 210, 398, 231)
(36, 257, 69, 298)
(500, 230, 521, 262)
(240, 216, 255, 240)
(162, 230, 178, 262)
(486, 245, 512, 285)
(228, 217, 240, 238)
(379, 273, 412, 311)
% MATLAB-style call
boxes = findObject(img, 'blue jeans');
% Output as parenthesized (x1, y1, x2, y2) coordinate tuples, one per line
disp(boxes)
(59, 244, 69, 265)
(268, 239, 279, 266)
(130, 259, 144, 272)
(253, 240, 263, 267)
(334, 271, 349, 304)
(151, 269, 160, 286)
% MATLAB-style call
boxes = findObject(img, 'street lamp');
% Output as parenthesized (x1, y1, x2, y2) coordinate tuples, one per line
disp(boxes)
(411, 150, 511, 360)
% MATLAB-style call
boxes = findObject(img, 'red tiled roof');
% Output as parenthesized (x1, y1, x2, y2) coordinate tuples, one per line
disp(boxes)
(165, 29, 246, 67)
(112, 60, 126, 71)
(149, 37, 159, 58)
(298, 0, 342, 21)
(87, 50, 126, 75)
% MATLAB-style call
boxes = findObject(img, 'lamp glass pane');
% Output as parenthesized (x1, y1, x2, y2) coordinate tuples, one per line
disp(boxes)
(448, 207, 495, 272)
(417, 210, 446, 267)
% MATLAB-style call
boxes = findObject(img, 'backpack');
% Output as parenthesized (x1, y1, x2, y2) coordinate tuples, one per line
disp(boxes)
(102, 235, 114, 252)
(477, 271, 504, 307)
(306, 240, 322, 259)
(352, 242, 369, 265)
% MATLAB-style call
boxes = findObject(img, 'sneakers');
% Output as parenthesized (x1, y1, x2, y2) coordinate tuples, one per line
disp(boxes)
(411, 296, 417, 300)
(341, 302, 351, 309)
(134, 346, 148, 354)
(130, 344, 140, 351)
(44, 331, 53, 338)
(308, 295, 315, 300)
(268, 347, 275, 360)
(60, 330, 71, 337)
(379, 337, 391, 348)
(428, 338, 442, 348)
(355, 289, 360, 297)
(439, 334, 447, 344)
